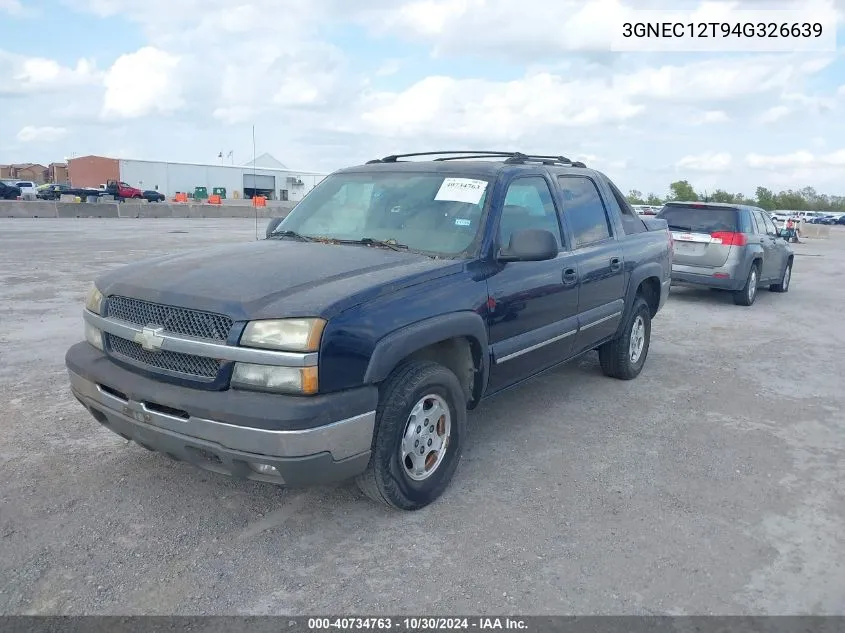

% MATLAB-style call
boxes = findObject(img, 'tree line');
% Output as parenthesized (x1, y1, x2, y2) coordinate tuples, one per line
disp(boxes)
(626, 180, 845, 213)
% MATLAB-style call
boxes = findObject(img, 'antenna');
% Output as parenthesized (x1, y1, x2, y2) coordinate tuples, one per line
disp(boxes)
(252, 125, 258, 241)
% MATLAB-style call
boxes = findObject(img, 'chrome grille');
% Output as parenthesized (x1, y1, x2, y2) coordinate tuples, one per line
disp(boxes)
(106, 334, 220, 379)
(106, 296, 233, 341)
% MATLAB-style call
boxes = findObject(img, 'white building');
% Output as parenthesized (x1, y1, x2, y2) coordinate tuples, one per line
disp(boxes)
(118, 153, 328, 202)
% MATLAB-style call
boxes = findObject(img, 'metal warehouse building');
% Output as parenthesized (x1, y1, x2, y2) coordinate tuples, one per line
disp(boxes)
(68, 153, 327, 202)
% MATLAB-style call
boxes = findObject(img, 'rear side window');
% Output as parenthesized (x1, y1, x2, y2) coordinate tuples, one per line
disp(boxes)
(605, 179, 647, 235)
(557, 176, 613, 248)
(657, 205, 738, 234)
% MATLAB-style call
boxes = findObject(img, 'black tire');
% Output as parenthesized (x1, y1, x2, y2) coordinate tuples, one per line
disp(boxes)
(733, 261, 759, 306)
(355, 360, 466, 510)
(770, 259, 792, 293)
(598, 295, 651, 380)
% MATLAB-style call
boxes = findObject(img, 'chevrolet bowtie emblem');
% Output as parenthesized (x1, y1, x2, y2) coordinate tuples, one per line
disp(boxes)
(134, 325, 165, 352)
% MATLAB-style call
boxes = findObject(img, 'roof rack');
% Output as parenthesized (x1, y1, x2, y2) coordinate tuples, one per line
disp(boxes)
(365, 150, 587, 168)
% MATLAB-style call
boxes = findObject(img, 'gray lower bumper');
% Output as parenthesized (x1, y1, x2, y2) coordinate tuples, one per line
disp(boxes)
(68, 370, 375, 486)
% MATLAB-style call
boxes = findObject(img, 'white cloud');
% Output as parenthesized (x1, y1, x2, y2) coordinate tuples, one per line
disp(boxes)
(16, 126, 69, 142)
(375, 59, 401, 77)
(676, 152, 733, 172)
(694, 110, 730, 124)
(759, 106, 791, 123)
(0, 0, 24, 14)
(746, 150, 845, 169)
(101, 47, 184, 119)
(355, 72, 646, 141)
(0, 52, 101, 95)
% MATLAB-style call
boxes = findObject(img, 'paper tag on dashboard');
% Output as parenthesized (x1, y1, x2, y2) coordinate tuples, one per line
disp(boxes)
(434, 178, 487, 205)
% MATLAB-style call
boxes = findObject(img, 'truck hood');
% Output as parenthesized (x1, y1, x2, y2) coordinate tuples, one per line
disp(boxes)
(95, 239, 463, 320)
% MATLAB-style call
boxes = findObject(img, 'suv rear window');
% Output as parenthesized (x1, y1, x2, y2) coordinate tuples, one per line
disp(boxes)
(658, 205, 738, 234)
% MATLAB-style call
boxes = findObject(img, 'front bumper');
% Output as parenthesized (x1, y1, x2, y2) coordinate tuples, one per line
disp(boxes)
(66, 342, 378, 485)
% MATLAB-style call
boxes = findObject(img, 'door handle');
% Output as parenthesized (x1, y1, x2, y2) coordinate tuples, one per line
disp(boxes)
(562, 268, 578, 285)
(609, 257, 622, 272)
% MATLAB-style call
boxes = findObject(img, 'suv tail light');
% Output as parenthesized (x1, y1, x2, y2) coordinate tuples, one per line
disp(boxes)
(710, 231, 747, 246)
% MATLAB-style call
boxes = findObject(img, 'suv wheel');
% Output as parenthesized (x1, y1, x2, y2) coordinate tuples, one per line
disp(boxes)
(598, 295, 651, 380)
(356, 360, 466, 510)
(734, 262, 759, 306)
(770, 260, 792, 293)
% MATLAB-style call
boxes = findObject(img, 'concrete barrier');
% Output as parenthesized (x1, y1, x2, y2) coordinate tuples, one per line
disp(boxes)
(0, 200, 58, 218)
(800, 223, 831, 239)
(56, 202, 120, 218)
(0, 200, 297, 220)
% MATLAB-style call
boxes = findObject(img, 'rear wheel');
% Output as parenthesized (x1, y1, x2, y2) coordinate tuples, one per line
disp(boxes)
(356, 360, 466, 510)
(733, 262, 759, 306)
(598, 296, 651, 380)
(770, 260, 792, 293)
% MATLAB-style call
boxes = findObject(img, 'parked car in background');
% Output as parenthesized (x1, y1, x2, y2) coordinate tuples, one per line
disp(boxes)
(14, 181, 37, 198)
(142, 190, 165, 202)
(0, 181, 22, 200)
(66, 150, 673, 510)
(632, 204, 660, 216)
(36, 183, 69, 200)
(657, 201, 794, 306)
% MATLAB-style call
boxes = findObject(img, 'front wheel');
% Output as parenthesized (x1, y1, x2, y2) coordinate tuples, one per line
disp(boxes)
(356, 360, 466, 510)
(770, 260, 792, 293)
(598, 296, 652, 380)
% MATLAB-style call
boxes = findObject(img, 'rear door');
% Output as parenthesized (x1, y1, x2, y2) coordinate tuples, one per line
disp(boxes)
(657, 204, 740, 270)
(556, 175, 625, 353)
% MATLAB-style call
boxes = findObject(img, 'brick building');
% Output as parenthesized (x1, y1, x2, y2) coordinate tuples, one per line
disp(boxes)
(66, 155, 119, 188)
(48, 163, 69, 183)
(0, 163, 49, 183)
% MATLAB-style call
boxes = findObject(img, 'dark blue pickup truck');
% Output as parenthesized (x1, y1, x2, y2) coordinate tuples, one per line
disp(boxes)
(66, 151, 672, 510)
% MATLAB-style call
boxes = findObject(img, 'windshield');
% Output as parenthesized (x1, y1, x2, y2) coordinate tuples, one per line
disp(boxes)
(273, 171, 491, 256)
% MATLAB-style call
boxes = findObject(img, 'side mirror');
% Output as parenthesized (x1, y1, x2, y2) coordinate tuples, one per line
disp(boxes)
(265, 217, 284, 239)
(497, 229, 558, 262)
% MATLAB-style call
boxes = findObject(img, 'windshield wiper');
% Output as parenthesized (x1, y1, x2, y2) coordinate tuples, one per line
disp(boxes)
(270, 230, 317, 242)
(667, 224, 692, 232)
(336, 237, 409, 251)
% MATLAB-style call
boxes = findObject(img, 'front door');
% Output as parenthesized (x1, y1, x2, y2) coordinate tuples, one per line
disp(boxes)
(556, 175, 625, 353)
(486, 175, 580, 393)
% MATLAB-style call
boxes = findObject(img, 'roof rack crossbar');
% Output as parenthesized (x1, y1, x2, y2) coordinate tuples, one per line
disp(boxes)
(433, 153, 518, 161)
(375, 150, 526, 163)
(365, 150, 588, 168)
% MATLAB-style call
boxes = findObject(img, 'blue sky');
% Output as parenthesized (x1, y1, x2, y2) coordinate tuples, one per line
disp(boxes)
(1, 0, 844, 198)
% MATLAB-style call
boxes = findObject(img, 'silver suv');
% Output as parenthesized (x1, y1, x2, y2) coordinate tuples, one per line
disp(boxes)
(657, 202, 794, 306)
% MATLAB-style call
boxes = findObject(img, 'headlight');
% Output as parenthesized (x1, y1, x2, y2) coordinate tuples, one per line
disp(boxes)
(231, 363, 318, 395)
(240, 318, 326, 352)
(85, 285, 103, 315)
(85, 321, 104, 351)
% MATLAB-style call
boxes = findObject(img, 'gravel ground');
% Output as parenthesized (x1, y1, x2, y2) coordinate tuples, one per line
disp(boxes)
(1, 218, 843, 615)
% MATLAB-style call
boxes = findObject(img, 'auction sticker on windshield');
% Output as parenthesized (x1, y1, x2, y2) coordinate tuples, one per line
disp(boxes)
(435, 178, 487, 204)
